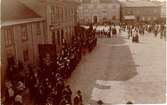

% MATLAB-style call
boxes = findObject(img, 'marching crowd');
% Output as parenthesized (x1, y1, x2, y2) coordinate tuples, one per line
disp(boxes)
(4, 25, 97, 105)
(94, 23, 166, 43)
(120, 23, 166, 43)
(95, 25, 118, 38)
(3, 22, 166, 105)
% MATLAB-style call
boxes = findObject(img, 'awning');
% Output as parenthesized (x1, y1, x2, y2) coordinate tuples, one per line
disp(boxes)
(124, 16, 136, 20)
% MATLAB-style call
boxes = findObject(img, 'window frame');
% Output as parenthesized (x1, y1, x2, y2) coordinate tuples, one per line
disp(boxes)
(21, 24, 28, 41)
(4, 27, 14, 47)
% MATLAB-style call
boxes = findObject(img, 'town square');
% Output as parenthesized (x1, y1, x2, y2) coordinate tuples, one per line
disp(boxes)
(1, 0, 166, 105)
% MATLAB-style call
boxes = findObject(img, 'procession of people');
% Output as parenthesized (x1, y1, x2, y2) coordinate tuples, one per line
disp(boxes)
(3, 21, 166, 105)
(119, 22, 166, 43)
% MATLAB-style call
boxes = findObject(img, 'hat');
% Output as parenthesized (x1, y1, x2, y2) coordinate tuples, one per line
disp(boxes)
(77, 90, 81, 94)
(97, 100, 103, 105)
(126, 101, 133, 104)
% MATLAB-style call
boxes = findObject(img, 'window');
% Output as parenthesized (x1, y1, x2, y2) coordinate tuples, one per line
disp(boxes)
(21, 25, 28, 41)
(60, 7, 63, 22)
(112, 16, 116, 20)
(65, 8, 68, 19)
(51, 6, 55, 24)
(70, 8, 73, 16)
(56, 7, 59, 19)
(112, 5, 116, 9)
(153, 9, 157, 13)
(23, 49, 29, 62)
(36, 23, 41, 35)
(4, 27, 14, 46)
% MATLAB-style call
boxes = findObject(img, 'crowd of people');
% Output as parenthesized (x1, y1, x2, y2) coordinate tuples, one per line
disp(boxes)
(119, 23, 166, 43)
(3, 22, 166, 105)
(93, 22, 166, 43)
(95, 25, 118, 38)
(4, 25, 97, 105)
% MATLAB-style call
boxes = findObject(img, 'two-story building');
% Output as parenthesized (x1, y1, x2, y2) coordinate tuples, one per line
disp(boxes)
(1, 0, 79, 97)
(77, 0, 120, 24)
(45, 0, 78, 50)
(1, 0, 47, 97)
(120, 0, 161, 23)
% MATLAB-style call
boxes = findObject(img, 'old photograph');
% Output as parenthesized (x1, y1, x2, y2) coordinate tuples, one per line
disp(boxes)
(1, 0, 166, 105)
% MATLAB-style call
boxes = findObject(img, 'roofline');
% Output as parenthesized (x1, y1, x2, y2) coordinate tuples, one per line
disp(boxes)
(45, 0, 80, 6)
(121, 5, 161, 8)
(1, 18, 45, 27)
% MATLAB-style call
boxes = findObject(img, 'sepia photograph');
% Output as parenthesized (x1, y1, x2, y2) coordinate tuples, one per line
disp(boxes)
(1, 0, 166, 105)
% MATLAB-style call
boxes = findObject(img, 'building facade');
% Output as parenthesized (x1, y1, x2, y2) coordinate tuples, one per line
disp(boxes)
(160, 1, 166, 21)
(121, 0, 161, 23)
(1, 18, 46, 95)
(77, 0, 120, 24)
(45, 0, 78, 51)
(1, 0, 79, 92)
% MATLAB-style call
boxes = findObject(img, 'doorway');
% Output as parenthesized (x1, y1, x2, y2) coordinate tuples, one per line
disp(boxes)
(52, 31, 56, 44)
(93, 16, 97, 24)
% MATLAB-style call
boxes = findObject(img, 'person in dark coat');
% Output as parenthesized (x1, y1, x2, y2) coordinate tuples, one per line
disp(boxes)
(74, 90, 83, 105)
(112, 26, 117, 38)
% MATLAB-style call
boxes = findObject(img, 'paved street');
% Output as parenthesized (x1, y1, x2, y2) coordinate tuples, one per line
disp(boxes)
(66, 31, 166, 105)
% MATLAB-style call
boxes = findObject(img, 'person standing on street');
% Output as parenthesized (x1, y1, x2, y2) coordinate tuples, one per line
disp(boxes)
(74, 90, 83, 105)
(112, 25, 117, 38)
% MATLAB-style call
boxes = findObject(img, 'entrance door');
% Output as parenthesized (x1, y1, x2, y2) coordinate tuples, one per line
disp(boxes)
(93, 16, 97, 24)
(52, 31, 56, 44)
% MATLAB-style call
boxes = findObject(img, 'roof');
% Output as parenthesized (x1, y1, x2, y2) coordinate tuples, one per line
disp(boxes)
(82, 0, 119, 3)
(1, 0, 41, 22)
(1, 18, 45, 27)
(121, 1, 161, 7)
(99, 0, 120, 3)
(82, 0, 91, 3)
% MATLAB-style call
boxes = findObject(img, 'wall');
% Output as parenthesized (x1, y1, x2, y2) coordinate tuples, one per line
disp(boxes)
(121, 6, 161, 22)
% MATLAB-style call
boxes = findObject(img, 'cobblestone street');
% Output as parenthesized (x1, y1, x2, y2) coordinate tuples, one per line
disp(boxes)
(66, 31, 166, 105)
